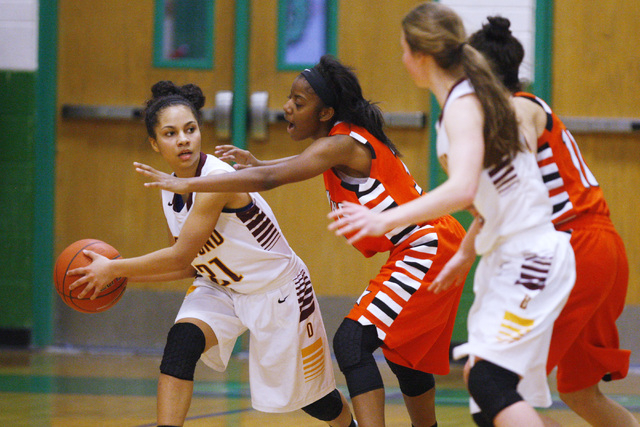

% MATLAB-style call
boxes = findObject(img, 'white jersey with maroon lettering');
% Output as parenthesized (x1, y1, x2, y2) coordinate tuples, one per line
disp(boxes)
(161, 154, 304, 294)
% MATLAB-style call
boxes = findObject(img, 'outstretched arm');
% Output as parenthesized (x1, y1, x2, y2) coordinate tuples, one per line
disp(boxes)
(135, 134, 361, 194)
(214, 144, 295, 169)
(428, 216, 480, 294)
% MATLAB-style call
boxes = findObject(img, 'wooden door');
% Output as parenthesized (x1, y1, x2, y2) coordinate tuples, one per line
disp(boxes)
(55, 0, 432, 293)
(553, 0, 640, 305)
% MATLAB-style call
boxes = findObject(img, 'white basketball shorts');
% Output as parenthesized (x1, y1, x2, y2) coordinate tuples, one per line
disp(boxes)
(175, 270, 337, 413)
(454, 228, 575, 408)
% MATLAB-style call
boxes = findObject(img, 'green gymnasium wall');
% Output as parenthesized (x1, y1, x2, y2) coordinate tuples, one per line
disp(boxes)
(0, 71, 37, 345)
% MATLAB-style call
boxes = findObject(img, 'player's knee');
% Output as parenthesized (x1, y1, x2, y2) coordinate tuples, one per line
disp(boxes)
(301, 389, 343, 422)
(333, 319, 383, 397)
(386, 357, 435, 397)
(558, 387, 597, 412)
(160, 322, 206, 381)
(333, 319, 381, 371)
(467, 360, 522, 422)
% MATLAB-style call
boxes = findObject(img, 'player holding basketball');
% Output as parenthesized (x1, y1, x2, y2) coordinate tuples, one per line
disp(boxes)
(68, 81, 356, 427)
(135, 55, 467, 427)
(468, 16, 637, 426)
(326, 3, 576, 426)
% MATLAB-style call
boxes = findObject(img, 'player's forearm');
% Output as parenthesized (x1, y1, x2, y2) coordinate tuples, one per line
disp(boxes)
(256, 155, 296, 166)
(128, 266, 196, 283)
(380, 180, 475, 231)
(182, 165, 280, 193)
(458, 216, 480, 259)
(110, 247, 193, 279)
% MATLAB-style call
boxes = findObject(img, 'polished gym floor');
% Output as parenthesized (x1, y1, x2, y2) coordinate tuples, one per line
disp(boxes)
(1, 347, 638, 426)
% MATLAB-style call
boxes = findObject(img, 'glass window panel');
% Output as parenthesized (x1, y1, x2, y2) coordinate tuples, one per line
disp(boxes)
(277, 0, 337, 71)
(153, 0, 214, 69)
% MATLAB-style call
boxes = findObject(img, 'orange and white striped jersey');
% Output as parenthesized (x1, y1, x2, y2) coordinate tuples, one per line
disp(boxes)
(515, 92, 610, 225)
(323, 122, 428, 258)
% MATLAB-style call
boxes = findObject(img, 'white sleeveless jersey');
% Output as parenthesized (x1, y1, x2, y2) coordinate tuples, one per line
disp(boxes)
(162, 154, 303, 294)
(437, 80, 554, 255)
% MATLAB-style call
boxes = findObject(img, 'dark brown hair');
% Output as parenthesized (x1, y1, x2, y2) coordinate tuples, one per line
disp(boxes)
(143, 81, 205, 138)
(468, 16, 525, 93)
(402, 3, 522, 167)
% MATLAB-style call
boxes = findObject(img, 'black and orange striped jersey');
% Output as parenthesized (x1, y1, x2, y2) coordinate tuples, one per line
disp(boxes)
(323, 122, 429, 257)
(324, 123, 466, 373)
(515, 92, 610, 226)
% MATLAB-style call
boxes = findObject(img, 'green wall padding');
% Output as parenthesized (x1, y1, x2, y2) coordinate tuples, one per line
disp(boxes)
(0, 71, 37, 329)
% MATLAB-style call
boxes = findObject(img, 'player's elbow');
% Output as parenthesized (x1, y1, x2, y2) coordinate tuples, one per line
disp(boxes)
(455, 182, 478, 210)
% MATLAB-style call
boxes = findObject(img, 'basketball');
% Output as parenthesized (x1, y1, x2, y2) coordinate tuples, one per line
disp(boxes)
(54, 239, 128, 313)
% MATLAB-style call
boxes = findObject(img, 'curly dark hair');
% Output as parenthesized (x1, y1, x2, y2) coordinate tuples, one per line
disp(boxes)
(143, 81, 206, 138)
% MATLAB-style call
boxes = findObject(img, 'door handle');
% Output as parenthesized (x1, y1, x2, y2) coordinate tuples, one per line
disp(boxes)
(62, 97, 639, 140)
(60, 93, 428, 141)
(60, 105, 216, 127)
(213, 90, 233, 140)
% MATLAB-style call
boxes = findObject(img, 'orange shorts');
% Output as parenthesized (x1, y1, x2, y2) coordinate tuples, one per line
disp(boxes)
(346, 215, 466, 374)
(547, 214, 631, 393)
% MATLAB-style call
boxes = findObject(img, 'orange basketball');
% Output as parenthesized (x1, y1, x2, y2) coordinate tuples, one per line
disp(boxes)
(54, 239, 127, 313)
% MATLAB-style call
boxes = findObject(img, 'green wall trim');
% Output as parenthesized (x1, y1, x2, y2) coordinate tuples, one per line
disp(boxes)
(534, 0, 554, 103)
(326, 0, 338, 57)
(428, 96, 445, 190)
(32, 0, 58, 347)
(231, 0, 250, 149)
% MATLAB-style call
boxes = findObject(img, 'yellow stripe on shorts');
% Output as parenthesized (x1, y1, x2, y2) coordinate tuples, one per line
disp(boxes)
(302, 337, 325, 382)
(497, 311, 534, 342)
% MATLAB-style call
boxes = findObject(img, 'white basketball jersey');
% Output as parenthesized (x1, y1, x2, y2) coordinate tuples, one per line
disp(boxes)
(437, 80, 554, 255)
(162, 153, 303, 294)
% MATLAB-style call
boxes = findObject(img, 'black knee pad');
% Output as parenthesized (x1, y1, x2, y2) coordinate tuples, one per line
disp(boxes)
(301, 389, 343, 421)
(467, 360, 522, 422)
(160, 322, 206, 381)
(333, 318, 384, 397)
(385, 357, 435, 397)
(471, 411, 494, 427)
